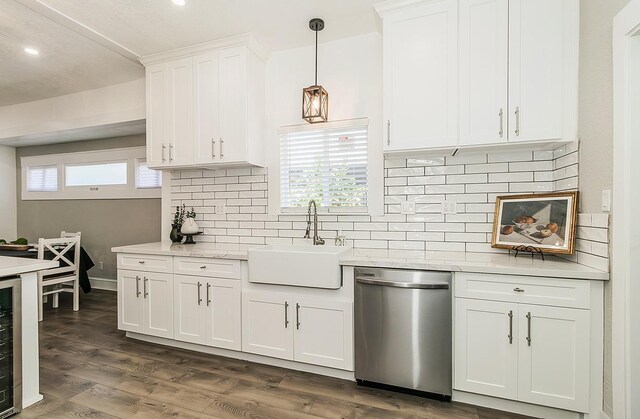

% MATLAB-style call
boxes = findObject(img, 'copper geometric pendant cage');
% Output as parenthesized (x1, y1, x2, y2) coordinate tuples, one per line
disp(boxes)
(302, 85, 329, 124)
(302, 18, 328, 124)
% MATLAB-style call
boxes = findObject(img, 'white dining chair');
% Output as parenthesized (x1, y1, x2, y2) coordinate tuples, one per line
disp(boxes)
(37, 236, 81, 322)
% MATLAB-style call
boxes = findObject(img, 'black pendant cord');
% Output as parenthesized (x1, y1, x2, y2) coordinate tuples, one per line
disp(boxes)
(315, 29, 318, 86)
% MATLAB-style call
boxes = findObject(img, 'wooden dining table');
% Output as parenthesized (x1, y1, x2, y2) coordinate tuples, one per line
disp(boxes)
(0, 246, 94, 293)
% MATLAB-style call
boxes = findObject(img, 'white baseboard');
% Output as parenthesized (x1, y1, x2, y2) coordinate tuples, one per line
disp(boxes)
(89, 277, 116, 292)
(452, 391, 581, 419)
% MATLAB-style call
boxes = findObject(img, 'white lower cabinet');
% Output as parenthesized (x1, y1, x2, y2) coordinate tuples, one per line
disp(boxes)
(517, 304, 590, 412)
(242, 291, 353, 371)
(173, 275, 241, 351)
(118, 269, 173, 339)
(455, 298, 518, 400)
(455, 295, 590, 413)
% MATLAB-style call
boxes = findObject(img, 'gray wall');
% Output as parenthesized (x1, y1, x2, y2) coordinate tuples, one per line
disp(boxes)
(578, 0, 630, 416)
(15, 134, 161, 281)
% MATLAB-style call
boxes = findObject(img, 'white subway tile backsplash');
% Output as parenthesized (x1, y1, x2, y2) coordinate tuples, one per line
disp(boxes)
(169, 143, 590, 264)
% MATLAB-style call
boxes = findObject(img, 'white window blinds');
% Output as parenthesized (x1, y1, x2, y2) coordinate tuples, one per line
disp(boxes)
(136, 160, 162, 189)
(27, 166, 58, 192)
(280, 123, 368, 209)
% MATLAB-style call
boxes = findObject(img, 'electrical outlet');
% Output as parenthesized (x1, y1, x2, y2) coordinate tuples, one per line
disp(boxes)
(98, 261, 104, 270)
(401, 201, 416, 215)
(441, 200, 457, 215)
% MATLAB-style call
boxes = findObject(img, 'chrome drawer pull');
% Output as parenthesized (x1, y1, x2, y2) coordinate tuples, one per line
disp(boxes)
(526, 312, 532, 346)
(138, 260, 146, 264)
(284, 302, 289, 328)
(200, 266, 207, 269)
(135, 276, 141, 297)
(513, 287, 525, 293)
(508, 310, 513, 344)
(197, 282, 202, 305)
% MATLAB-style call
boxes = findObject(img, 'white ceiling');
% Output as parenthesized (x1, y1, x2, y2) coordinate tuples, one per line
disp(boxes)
(1, 0, 380, 107)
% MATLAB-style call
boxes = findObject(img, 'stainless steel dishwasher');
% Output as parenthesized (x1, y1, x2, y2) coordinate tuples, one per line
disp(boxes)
(354, 267, 452, 399)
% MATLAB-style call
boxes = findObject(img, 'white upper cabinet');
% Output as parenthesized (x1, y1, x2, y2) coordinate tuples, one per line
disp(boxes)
(378, 0, 459, 152)
(508, 0, 579, 143)
(459, 0, 508, 146)
(141, 34, 267, 169)
(377, 0, 579, 153)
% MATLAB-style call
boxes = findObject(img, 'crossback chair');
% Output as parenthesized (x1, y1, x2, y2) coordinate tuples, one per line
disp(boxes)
(61, 231, 81, 239)
(37, 236, 81, 322)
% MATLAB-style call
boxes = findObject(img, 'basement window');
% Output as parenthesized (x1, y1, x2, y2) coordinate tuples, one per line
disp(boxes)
(21, 147, 161, 200)
(279, 119, 369, 212)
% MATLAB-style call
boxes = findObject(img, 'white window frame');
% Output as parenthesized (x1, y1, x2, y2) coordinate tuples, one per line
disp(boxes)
(21, 147, 161, 200)
(269, 118, 383, 215)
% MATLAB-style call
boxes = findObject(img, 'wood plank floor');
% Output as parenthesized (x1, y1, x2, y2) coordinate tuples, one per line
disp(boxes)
(17, 290, 535, 419)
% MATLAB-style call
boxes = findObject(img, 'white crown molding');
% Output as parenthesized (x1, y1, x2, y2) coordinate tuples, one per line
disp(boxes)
(374, 0, 442, 16)
(139, 33, 269, 66)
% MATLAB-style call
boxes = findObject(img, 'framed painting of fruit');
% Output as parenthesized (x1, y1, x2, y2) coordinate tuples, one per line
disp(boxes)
(491, 192, 579, 254)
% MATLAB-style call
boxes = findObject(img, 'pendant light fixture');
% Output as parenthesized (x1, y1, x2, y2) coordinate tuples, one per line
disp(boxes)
(302, 18, 328, 124)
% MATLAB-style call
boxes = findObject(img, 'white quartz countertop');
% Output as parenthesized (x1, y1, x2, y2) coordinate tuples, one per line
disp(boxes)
(112, 242, 608, 281)
(111, 242, 255, 260)
(340, 249, 609, 281)
(0, 256, 58, 278)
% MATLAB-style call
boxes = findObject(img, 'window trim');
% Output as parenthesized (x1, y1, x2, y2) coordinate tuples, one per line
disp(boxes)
(21, 147, 161, 200)
(270, 117, 383, 215)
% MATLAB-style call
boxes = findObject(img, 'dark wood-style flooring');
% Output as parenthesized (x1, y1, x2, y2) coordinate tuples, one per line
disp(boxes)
(17, 290, 534, 418)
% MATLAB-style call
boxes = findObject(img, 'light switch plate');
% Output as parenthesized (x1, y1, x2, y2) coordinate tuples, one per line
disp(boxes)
(602, 190, 612, 212)
(401, 201, 416, 215)
(441, 200, 457, 215)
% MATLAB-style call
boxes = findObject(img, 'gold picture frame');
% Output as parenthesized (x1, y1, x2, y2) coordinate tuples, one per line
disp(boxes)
(491, 192, 579, 255)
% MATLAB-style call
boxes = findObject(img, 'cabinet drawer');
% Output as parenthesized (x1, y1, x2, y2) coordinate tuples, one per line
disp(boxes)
(455, 273, 590, 309)
(174, 257, 241, 279)
(117, 253, 173, 273)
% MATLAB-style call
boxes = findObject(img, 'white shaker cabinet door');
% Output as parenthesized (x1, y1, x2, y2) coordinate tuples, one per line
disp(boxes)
(459, 0, 508, 146)
(508, 0, 579, 143)
(173, 275, 206, 345)
(117, 270, 143, 333)
(218, 47, 248, 163)
(517, 305, 590, 413)
(454, 298, 518, 400)
(193, 51, 220, 165)
(242, 291, 293, 360)
(146, 63, 168, 168)
(166, 57, 194, 166)
(205, 278, 242, 351)
(382, 0, 458, 151)
(293, 297, 353, 371)
(143, 271, 174, 339)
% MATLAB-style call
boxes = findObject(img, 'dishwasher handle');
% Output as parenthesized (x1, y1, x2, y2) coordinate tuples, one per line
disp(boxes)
(356, 276, 449, 290)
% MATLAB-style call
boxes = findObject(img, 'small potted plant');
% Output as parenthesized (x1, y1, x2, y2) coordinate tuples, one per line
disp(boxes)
(180, 207, 199, 235)
(170, 204, 186, 243)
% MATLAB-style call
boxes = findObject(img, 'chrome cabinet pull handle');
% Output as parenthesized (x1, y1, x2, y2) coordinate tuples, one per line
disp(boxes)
(514, 287, 525, 293)
(499, 108, 504, 138)
(197, 282, 202, 305)
(515, 106, 520, 136)
(162, 144, 166, 163)
(284, 301, 289, 328)
(296, 303, 301, 330)
(206, 283, 211, 306)
(138, 260, 145, 264)
(169, 143, 174, 162)
(135, 276, 141, 297)
(526, 312, 532, 346)
(507, 310, 513, 344)
(211, 138, 216, 159)
(387, 120, 391, 146)
(143, 277, 148, 298)
(220, 138, 224, 158)
(200, 265, 207, 269)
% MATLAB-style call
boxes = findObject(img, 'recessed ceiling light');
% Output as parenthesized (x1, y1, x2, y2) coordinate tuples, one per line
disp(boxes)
(172, 0, 186, 6)
(24, 47, 39, 56)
